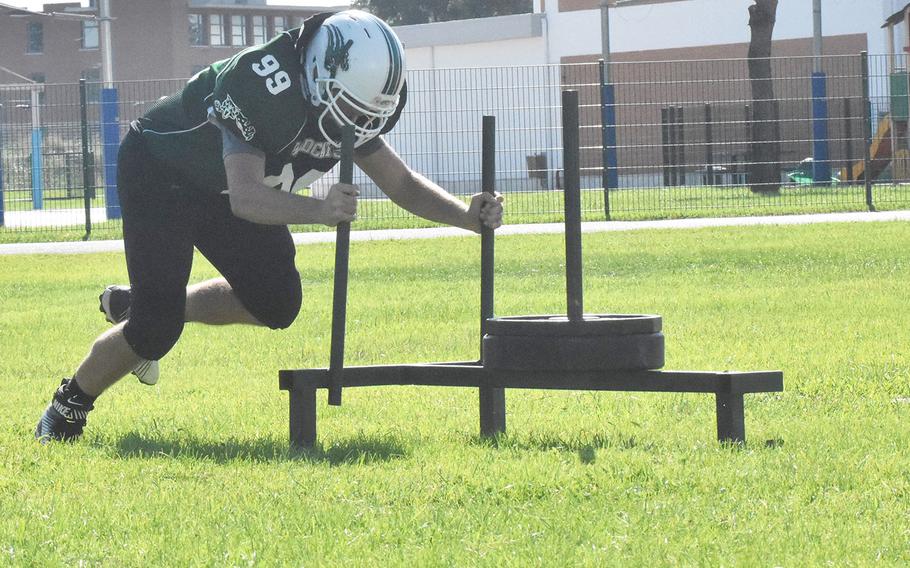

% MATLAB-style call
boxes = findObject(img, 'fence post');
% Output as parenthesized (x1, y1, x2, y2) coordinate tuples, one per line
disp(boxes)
(705, 103, 714, 186)
(843, 97, 853, 182)
(100, 86, 121, 220)
(79, 79, 93, 239)
(668, 106, 678, 186)
(812, 71, 832, 183)
(676, 105, 685, 186)
(661, 107, 670, 187)
(598, 59, 617, 220)
(744, 104, 753, 186)
(31, 129, 43, 210)
(0, 102, 4, 228)
(860, 51, 875, 211)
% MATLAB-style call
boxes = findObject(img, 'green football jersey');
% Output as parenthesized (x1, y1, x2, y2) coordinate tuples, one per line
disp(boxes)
(136, 12, 405, 195)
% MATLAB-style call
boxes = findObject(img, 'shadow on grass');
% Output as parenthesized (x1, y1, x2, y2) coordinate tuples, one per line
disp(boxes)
(469, 431, 654, 463)
(475, 432, 780, 456)
(110, 431, 410, 466)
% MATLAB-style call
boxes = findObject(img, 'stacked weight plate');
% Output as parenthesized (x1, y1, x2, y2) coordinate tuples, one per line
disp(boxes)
(483, 314, 664, 371)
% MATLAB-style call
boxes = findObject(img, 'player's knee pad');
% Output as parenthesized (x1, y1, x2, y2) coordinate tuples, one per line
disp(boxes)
(123, 295, 186, 361)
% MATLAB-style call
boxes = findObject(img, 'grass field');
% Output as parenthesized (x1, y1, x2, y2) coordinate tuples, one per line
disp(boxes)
(2, 182, 909, 244)
(1, 221, 909, 565)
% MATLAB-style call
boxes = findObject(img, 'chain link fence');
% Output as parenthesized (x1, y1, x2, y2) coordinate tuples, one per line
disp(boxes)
(1, 53, 908, 237)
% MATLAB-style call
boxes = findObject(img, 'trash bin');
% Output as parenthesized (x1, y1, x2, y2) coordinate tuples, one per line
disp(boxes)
(526, 153, 548, 190)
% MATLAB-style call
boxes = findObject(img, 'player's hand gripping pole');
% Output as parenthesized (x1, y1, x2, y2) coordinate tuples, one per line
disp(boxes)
(328, 125, 356, 406)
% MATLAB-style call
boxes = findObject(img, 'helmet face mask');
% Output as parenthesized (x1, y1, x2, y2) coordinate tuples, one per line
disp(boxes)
(302, 10, 406, 149)
(314, 78, 396, 148)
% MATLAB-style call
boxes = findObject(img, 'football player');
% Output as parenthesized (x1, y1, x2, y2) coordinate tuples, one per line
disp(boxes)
(36, 10, 503, 442)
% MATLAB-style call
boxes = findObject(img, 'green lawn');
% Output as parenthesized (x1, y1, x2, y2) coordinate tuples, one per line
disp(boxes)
(1, 222, 909, 565)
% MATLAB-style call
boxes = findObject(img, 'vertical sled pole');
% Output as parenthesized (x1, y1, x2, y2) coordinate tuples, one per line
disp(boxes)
(328, 125, 356, 406)
(562, 90, 584, 322)
(480, 115, 496, 354)
(479, 115, 505, 437)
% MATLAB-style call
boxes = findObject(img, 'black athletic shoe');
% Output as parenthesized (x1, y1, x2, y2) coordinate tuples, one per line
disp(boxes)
(99, 284, 131, 324)
(35, 379, 94, 443)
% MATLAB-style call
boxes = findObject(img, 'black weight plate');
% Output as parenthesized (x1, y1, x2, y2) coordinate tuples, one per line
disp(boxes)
(482, 332, 665, 371)
(485, 314, 661, 336)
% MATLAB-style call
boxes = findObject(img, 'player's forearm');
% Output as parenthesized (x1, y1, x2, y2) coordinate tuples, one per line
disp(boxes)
(227, 184, 329, 226)
(356, 139, 480, 231)
(223, 152, 334, 226)
(390, 171, 477, 231)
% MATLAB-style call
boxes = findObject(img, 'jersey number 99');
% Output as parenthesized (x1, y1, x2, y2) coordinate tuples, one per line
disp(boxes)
(252, 54, 291, 96)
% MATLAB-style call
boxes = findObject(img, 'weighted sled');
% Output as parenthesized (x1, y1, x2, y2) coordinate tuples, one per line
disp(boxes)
(482, 313, 665, 371)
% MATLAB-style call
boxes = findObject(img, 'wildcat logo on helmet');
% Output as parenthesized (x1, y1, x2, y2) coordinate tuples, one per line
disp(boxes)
(323, 24, 353, 78)
(213, 94, 256, 141)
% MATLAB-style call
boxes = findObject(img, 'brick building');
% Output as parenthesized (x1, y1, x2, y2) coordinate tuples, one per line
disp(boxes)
(0, 0, 341, 86)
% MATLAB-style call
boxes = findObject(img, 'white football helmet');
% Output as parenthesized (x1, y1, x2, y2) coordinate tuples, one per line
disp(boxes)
(301, 10, 406, 148)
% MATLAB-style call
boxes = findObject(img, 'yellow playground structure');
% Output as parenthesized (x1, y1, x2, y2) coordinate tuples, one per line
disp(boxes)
(840, 114, 894, 183)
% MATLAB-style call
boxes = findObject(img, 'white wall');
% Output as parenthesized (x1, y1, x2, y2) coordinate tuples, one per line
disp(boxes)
(405, 38, 547, 70)
(543, 0, 890, 63)
(399, 1, 891, 72)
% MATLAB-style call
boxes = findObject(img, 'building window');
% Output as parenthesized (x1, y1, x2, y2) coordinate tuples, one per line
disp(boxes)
(209, 14, 225, 46)
(272, 16, 287, 35)
(189, 13, 205, 46)
(231, 15, 247, 46)
(251, 15, 266, 44)
(26, 21, 43, 53)
(82, 19, 99, 49)
(290, 15, 304, 29)
(81, 68, 101, 102)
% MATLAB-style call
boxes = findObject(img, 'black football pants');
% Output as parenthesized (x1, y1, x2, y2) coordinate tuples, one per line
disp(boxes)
(116, 129, 301, 361)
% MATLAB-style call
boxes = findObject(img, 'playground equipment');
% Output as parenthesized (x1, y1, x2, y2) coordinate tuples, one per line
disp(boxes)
(787, 158, 841, 185)
(840, 114, 893, 183)
(279, 91, 783, 449)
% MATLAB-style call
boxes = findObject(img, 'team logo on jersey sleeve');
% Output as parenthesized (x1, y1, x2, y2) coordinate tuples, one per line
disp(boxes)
(213, 94, 256, 141)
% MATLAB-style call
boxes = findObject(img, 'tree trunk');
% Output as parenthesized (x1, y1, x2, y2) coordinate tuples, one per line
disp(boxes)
(747, 0, 781, 194)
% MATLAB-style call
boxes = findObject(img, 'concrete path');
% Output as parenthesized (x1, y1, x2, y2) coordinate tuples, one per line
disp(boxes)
(2, 210, 908, 256)
(1, 207, 109, 229)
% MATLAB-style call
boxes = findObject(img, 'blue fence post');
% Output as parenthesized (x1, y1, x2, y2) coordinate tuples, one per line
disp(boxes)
(599, 60, 619, 220)
(812, 71, 832, 183)
(0, 107, 4, 227)
(31, 127, 43, 209)
(101, 87, 121, 220)
(602, 85, 619, 188)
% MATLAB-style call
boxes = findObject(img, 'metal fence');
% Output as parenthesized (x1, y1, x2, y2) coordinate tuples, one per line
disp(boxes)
(1, 53, 908, 236)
